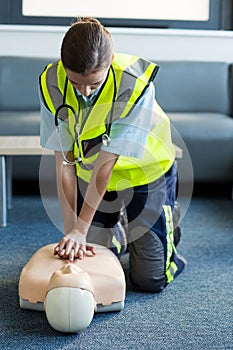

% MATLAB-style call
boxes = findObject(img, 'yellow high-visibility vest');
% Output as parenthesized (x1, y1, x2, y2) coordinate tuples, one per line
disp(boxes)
(40, 53, 175, 191)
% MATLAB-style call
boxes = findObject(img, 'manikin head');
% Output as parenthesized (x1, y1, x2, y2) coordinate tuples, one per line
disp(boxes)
(45, 264, 96, 333)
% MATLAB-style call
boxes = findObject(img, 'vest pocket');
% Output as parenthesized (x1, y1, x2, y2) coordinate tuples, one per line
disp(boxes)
(81, 133, 104, 158)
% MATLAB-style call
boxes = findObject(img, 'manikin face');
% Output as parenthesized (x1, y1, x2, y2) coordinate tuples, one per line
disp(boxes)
(65, 67, 110, 97)
(48, 264, 94, 292)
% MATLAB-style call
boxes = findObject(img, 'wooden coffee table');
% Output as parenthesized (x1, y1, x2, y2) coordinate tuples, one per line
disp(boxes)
(0, 136, 52, 227)
(0, 135, 182, 227)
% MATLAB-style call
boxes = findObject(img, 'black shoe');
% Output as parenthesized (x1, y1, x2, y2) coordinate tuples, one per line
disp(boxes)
(173, 201, 182, 247)
(174, 226, 181, 247)
(173, 201, 180, 228)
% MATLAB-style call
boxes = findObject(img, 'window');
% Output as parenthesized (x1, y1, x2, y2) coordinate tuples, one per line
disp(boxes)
(1, 0, 232, 30)
(22, 0, 209, 21)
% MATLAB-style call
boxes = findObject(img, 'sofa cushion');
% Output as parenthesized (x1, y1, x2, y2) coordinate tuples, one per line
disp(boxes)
(168, 112, 233, 141)
(0, 57, 54, 111)
(0, 111, 40, 135)
(154, 61, 232, 115)
(169, 112, 233, 182)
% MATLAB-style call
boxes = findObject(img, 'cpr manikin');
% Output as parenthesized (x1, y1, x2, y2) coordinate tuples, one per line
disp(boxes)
(19, 243, 126, 333)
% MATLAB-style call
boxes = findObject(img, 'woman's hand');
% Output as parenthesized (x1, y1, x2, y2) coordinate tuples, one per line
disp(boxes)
(54, 230, 96, 262)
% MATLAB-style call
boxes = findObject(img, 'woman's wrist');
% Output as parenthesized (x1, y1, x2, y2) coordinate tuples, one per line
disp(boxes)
(72, 218, 89, 236)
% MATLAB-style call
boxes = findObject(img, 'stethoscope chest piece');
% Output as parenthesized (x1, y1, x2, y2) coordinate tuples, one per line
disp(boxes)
(102, 134, 111, 147)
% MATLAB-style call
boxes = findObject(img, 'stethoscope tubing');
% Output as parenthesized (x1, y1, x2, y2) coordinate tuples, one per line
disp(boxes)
(54, 65, 117, 165)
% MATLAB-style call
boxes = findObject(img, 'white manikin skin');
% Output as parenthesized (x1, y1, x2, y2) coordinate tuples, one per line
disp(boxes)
(45, 264, 96, 333)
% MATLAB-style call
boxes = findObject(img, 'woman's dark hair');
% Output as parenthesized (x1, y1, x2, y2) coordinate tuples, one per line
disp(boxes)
(61, 17, 113, 73)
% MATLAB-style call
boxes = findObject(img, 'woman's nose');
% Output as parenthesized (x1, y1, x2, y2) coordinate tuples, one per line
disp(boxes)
(79, 85, 92, 97)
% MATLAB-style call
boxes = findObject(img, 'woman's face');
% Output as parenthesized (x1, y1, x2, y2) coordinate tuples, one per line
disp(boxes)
(65, 67, 110, 97)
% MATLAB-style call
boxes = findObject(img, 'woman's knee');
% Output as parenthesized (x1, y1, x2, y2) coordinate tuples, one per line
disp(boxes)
(128, 230, 167, 293)
(129, 270, 167, 293)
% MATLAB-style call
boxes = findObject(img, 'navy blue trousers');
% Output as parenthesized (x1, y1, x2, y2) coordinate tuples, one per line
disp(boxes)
(77, 162, 181, 292)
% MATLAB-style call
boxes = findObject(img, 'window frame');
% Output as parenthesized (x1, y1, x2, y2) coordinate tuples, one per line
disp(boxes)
(0, 0, 232, 30)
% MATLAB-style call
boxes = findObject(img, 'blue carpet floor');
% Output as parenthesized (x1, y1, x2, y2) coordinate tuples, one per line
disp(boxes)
(0, 193, 233, 350)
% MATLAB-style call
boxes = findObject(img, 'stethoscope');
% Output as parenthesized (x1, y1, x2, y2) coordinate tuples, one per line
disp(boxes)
(55, 65, 117, 166)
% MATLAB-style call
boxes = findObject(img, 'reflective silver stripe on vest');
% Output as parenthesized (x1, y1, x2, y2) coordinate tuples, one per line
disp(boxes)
(79, 162, 94, 171)
(117, 73, 136, 102)
(115, 58, 152, 116)
(43, 61, 69, 121)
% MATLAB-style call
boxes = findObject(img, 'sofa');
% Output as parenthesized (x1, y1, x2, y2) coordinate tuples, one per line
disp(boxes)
(153, 60, 233, 185)
(0, 56, 233, 185)
(0, 56, 54, 181)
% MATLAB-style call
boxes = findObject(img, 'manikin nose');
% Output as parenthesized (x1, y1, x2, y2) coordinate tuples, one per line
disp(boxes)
(61, 264, 82, 274)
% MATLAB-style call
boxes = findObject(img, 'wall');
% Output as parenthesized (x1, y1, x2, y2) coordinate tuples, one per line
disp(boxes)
(1, 25, 233, 62)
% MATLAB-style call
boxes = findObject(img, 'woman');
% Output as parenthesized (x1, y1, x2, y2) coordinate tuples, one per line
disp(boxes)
(39, 17, 185, 292)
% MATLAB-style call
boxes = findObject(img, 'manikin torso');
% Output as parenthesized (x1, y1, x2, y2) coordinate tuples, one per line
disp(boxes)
(19, 243, 126, 309)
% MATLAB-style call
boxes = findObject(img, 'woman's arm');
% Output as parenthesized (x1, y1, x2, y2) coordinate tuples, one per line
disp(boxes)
(55, 150, 118, 261)
(75, 150, 118, 233)
(54, 151, 77, 234)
